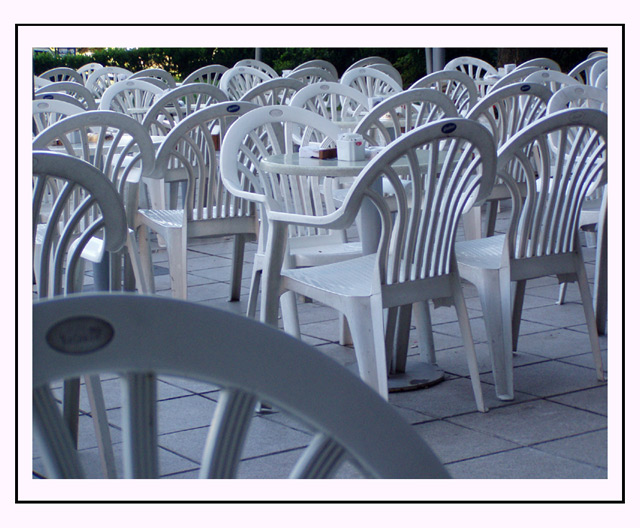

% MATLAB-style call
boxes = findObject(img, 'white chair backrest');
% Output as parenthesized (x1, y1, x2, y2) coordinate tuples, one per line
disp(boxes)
(35, 81, 98, 110)
(292, 59, 339, 80)
(466, 82, 553, 150)
(182, 64, 229, 86)
(516, 58, 561, 71)
(129, 68, 177, 89)
(32, 99, 86, 135)
(220, 66, 272, 100)
(77, 62, 103, 83)
(444, 56, 498, 96)
(33, 91, 87, 110)
(353, 87, 459, 146)
(289, 81, 370, 126)
(568, 56, 607, 84)
(340, 67, 402, 98)
(487, 66, 541, 93)
(32, 110, 156, 225)
(410, 69, 479, 116)
(547, 84, 607, 114)
(39, 66, 84, 85)
(141, 82, 229, 137)
(588, 59, 608, 87)
(345, 56, 392, 73)
(239, 77, 306, 105)
(234, 59, 278, 78)
(34, 76, 52, 90)
(98, 79, 166, 122)
(497, 108, 607, 260)
(32, 151, 127, 298)
(85, 66, 133, 97)
(33, 293, 448, 479)
(524, 69, 580, 93)
(366, 63, 403, 88)
(286, 67, 338, 84)
(151, 101, 260, 222)
(595, 69, 608, 90)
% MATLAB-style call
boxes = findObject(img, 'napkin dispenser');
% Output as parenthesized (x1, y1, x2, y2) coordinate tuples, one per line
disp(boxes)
(336, 133, 365, 161)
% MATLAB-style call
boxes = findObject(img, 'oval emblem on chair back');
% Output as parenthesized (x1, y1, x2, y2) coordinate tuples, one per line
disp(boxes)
(520, 84, 531, 92)
(441, 122, 457, 134)
(46, 316, 114, 355)
(226, 104, 241, 113)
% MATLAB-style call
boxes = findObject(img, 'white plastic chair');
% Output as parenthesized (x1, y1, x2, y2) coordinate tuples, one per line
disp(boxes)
(455, 109, 607, 401)
(219, 66, 272, 100)
(588, 59, 608, 87)
(464, 82, 553, 239)
(234, 58, 279, 78)
(130, 68, 177, 89)
(32, 150, 129, 478)
(515, 58, 561, 71)
(239, 77, 306, 105)
(344, 56, 392, 72)
(33, 110, 155, 294)
(98, 79, 166, 123)
(39, 66, 84, 84)
(32, 99, 85, 136)
(487, 66, 541, 93)
(595, 69, 608, 90)
(547, 85, 608, 334)
(33, 76, 52, 90)
(286, 67, 338, 84)
(292, 59, 339, 80)
(134, 102, 260, 301)
(367, 63, 403, 88)
(524, 69, 580, 94)
(77, 62, 103, 83)
(219, 106, 364, 330)
(35, 81, 98, 110)
(258, 118, 497, 410)
(444, 56, 498, 97)
(182, 64, 229, 86)
(410, 70, 479, 117)
(289, 81, 370, 131)
(85, 66, 133, 98)
(33, 293, 449, 479)
(340, 67, 402, 99)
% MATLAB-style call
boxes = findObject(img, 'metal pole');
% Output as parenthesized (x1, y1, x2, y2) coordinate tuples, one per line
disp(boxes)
(425, 48, 433, 74)
(433, 48, 445, 71)
(255, 48, 262, 61)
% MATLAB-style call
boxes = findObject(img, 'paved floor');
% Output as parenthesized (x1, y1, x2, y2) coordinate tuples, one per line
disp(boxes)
(33, 209, 609, 480)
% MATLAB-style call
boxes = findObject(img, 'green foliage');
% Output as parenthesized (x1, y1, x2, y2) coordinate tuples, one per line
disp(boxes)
(33, 46, 602, 83)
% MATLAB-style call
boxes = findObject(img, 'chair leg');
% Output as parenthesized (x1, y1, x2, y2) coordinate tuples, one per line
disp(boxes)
(557, 282, 568, 305)
(165, 229, 188, 300)
(229, 234, 245, 302)
(413, 300, 436, 365)
(125, 229, 149, 294)
(451, 276, 488, 412)
(136, 224, 156, 294)
(474, 268, 514, 401)
(511, 280, 527, 351)
(574, 256, 605, 381)
(62, 378, 81, 448)
(338, 314, 352, 346)
(280, 290, 301, 339)
(484, 201, 499, 238)
(345, 296, 390, 400)
(594, 196, 608, 335)
(84, 375, 117, 478)
(462, 205, 482, 240)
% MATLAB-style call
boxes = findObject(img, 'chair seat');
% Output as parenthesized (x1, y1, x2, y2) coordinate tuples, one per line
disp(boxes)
(456, 235, 506, 271)
(137, 207, 251, 229)
(292, 241, 362, 267)
(282, 253, 376, 298)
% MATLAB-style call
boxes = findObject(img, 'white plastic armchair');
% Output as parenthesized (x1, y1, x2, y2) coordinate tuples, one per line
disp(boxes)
(455, 109, 607, 401)
(410, 70, 479, 117)
(220, 66, 272, 100)
(464, 82, 553, 238)
(129, 68, 177, 89)
(32, 151, 129, 479)
(85, 66, 133, 98)
(182, 64, 229, 86)
(286, 67, 338, 84)
(525, 70, 581, 94)
(32, 110, 155, 294)
(39, 66, 84, 84)
(367, 63, 403, 88)
(35, 81, 98, 110)
(32, 99, 85, 136)
(234, 58, 278, 78)
(33, 76, 52, 90)
(588, 59, 608, 87)
(345, 56, 392, 72)
(265, 118, 497, 410)
(569, 56, 607, 84)
(239, 77, 306, 105)
(134, 102, 260, 301)
(444, 56, 498, 97)
(219, 105, 363, 330)
(99, 79, 166, 123)
(340, 67, 403, 99)
(487, 66, 541, 93)
(292, 59, 339, 80)
(33, 293, 449, 480)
